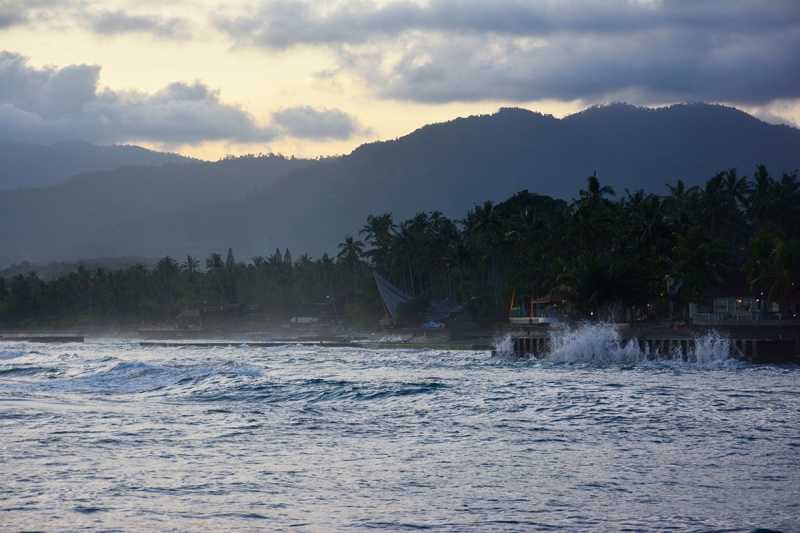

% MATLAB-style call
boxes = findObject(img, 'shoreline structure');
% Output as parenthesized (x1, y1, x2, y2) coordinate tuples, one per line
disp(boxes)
(3, 321, 798, 364)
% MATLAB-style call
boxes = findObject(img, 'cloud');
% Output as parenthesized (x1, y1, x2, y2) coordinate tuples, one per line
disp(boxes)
(745, 100, 800, 128)
(0, 3, 27, 28)
(0, 51, 366, 145)
(0, 0, 63, 29)
(271, 105, 368, 139)
(87, 10, 191, 39)
(0, 1, 192, 40)
(216, 0, 800, 106)
(363, 29, 800, 105)
(0, 51, 273, 144)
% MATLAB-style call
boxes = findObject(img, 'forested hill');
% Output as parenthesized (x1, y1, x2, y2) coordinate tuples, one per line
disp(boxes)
(2, 102, 799, 264)
(0, 140, 199, 189)
(0, 155, 315, 265)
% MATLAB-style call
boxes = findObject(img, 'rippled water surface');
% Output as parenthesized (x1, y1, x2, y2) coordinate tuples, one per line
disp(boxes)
(1, 339, 799, 532)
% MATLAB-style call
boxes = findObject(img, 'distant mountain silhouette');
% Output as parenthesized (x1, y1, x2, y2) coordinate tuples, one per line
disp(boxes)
(0, 155, 314, 265)
(0, 140, 198, 189)
(2, 103, 799, 265)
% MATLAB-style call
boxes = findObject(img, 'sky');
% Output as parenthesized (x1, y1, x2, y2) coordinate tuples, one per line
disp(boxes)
(2, 0, 799, 161)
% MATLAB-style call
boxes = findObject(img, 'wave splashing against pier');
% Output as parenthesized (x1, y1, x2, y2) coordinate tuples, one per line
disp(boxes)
(546, 323, 642, 363)
(495, 323, 739, 365)
(491, 333, 516, 357)
(689, 329, 735, 364)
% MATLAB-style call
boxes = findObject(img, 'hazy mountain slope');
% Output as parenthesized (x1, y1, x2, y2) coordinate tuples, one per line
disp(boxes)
(70, 103, 800, 262)
(557, 104, 800, 192)
(4, 103, 800, 264)
(0, 140, 199, 189)
(0, 155, 315, 264)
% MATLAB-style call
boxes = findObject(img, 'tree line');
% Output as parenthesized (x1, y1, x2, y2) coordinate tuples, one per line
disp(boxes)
(1, 165, 798, 329)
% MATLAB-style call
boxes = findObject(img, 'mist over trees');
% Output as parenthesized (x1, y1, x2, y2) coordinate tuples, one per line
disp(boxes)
(2, 165, 798, 328)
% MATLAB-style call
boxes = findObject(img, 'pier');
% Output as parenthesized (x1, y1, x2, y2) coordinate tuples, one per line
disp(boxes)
(498, 334, 797, 364)
(138, 328, 207, 340)
(139, 340, 488, 350)
(0, 333, 84, 343)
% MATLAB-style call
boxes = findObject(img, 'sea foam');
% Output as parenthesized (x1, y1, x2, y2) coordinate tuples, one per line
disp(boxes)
(494, 323, 737, 365)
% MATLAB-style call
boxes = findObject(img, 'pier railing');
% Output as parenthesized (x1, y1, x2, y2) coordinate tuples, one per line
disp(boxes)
(692, 312, 799, 325)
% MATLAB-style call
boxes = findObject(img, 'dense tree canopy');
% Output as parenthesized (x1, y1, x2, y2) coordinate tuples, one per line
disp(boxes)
(2, 166, 798, 328)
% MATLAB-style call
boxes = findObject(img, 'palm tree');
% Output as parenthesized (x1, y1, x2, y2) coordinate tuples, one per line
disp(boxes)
(666, 180, 702, 232)
(445, 236, 477, 303)
(77, 265, 94, 315)
(671, 226, 730, 306)
(745, 235, 799, 314)
(557, 251, 617, 318)
(337, 235, 365, 293)
(206, 253, 225, 303)
(720, 167, 752, 207)
(742, 230, 775, 293)
(181, 255, 200, 292)
(206, 253, 224, 273)
(318, 252, 335, 289)
(747, 164, 773, 229)
(508, 207, 550, 255)
(155, 256, 180, 309)
(358, 213, 397, 270)
(393, 221, 419, 295)
(577, 172, 616, 212)
(182, 255, 200, 273)
(465, 200, 506, 303)
(775, 170, 800, 239)
(666, 179, 688, 208)
(622, 192, 673, 256)
(360, 213, 396, 245)
(567, 173, 618, 253)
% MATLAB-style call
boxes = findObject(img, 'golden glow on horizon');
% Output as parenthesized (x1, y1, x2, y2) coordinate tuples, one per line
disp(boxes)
(3, 1, 798, 161)
(7, 11, 589, 160)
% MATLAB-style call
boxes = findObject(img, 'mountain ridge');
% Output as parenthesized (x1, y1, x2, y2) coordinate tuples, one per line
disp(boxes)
(2, 102, 799, 265)
(0, 140, 200, 189)
(0, 155, 316, 264)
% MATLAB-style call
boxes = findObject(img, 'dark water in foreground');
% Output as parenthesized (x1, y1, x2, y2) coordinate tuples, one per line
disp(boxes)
(1, 337, 799, 532)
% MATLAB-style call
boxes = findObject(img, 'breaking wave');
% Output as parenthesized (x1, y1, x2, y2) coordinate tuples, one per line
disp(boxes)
(547, 323, 641, 363)
(494, 324, 738, 365)
(492, 333, 516, 357)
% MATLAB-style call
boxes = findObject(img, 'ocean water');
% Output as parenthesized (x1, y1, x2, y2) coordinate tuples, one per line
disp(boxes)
(1, 330, 799, 532)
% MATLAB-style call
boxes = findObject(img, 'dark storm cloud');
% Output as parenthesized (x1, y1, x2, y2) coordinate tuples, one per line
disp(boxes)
(271, 105, 368, 139)
(217, 0, 799, 47)
(0, 4, 27, 28)
(0, 0, 61, 29)
(365, 28, 800, 105)
(216, 0, 800, 105)
(0, 51, 366, 145)
(0, 2, 191, 39)
(87, 10, 191, 39)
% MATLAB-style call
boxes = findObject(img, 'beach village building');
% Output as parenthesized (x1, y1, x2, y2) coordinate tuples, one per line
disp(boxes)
(690, 277, 798, 324)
